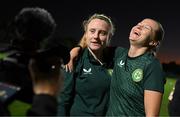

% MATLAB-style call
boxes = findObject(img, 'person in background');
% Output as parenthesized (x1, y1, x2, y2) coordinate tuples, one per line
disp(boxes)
(0, 7, 56, 104)
(0, 7, 69, 116)
(57, 13, 115, 116)
(0, 51, 67, 116)
(168, 79, 180, 116)
(66, 18, 166, 116)
(26, 56, 64, 116)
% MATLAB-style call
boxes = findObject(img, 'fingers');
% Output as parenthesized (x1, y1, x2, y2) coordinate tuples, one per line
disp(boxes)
(65, 46, 80, 73)
(67, 63, 72, 73)
(65, 64, 72, 72)
(65, 64, 68, 72)
(65, 61, 74, 72)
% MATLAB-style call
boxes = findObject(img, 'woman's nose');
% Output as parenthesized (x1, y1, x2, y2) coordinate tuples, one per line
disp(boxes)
(93, 32, 99, 38)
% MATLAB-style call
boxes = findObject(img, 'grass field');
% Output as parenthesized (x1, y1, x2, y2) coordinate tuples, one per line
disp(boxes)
(8, 100, 31, 116)
(8, 77, 177, 116)
(160, 77, 177, 116)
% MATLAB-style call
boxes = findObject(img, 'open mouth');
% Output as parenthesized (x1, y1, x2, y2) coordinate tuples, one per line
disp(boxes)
(91, 41, 101, 44)
(134, 30, 140, 36)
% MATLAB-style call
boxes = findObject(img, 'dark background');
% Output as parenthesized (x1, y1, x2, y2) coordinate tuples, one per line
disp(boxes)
(0, 0, 179, 64)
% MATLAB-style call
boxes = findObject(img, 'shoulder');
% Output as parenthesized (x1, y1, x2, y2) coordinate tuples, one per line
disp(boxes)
(115, 47, 127, 53)
(114, 47, 128, 58)
(73, 48, 89, 71)
(142, 52, 162, 68)
(143, 53, 165, 78)
(147, 56, 162, 69)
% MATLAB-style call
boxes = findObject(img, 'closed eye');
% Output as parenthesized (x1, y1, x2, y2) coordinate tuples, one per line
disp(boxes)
(143, 25, 152, 30)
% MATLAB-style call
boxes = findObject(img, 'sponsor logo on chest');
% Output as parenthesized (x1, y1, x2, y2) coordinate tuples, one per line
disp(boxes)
(83, 68, 92, 74)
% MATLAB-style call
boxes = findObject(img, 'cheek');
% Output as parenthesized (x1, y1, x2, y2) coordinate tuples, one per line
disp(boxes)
(100, 37, 109, 46)
(86, 39, 91, 46)
(85, 34, 91, 45)
(141, 31, 150, 39)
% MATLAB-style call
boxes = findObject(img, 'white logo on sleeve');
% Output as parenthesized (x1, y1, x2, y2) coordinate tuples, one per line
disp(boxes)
(117, 60, 125, 67)
(83, 68, 92, 74)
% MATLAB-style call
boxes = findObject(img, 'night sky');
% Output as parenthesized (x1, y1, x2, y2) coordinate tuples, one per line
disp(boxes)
(0, 0, 179, 64)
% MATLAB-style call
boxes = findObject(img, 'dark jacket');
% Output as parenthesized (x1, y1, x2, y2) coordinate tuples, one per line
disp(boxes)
(58, 48, 114, 116)
(27, 94, 57, 116)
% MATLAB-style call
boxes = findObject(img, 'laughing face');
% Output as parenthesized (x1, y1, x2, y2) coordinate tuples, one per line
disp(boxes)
(85, 18, 111, 51)
(129, 19, 159, 47)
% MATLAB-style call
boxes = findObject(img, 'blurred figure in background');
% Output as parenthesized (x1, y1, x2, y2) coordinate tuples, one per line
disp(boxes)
(0, 7, 56, 103)
(169, 79, 180, 116)
(26, 56, 64, 116)
(0, 7, 69, 116)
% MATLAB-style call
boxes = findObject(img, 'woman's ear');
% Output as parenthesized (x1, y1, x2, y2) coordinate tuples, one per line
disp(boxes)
(149, 40, 159, 47)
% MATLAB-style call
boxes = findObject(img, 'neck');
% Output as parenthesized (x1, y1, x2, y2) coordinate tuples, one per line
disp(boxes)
(88, 47, 103, 65)
(128, 45, 148, 57)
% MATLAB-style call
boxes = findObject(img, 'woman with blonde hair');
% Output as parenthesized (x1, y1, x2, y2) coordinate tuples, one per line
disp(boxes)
(57, 13, 115, 116)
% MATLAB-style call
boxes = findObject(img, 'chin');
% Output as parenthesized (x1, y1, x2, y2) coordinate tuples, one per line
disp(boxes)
(89, 46, 101, 51)
(129, 37, 139, 41)
(129, 37, 134, 41)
